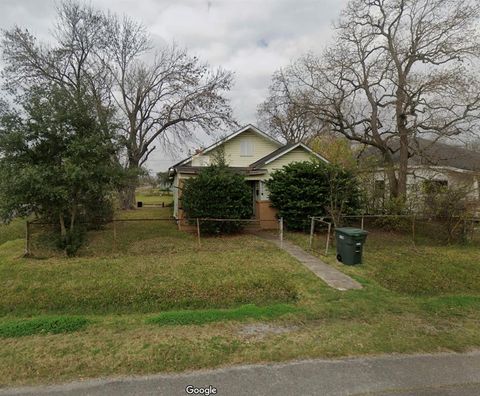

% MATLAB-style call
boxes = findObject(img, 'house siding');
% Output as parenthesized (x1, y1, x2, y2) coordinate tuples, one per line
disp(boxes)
(371, 166, 480, 214)
(264, 147, 314, 174)
(191, 130, 281, 167)
(171, 126, 327, 230)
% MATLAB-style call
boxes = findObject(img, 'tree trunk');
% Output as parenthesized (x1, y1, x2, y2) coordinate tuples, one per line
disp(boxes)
(70, 207, 76, 231)
(395, 74, 409, 201)
(59, 214, 66, 237)
(397, 128, 409, 200)
(385, 166, 399, 199)
(119, 157, 140, 210)
(382, 149, 400, 199)
(120, 184, 137, 210)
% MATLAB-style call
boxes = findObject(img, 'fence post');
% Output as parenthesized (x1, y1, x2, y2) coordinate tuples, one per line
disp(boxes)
(196, 218, 201, 248)
(325, 222, 332, 256)
(361, 215, 364, 230)
(309, 217, 315, 249)
(279, 217, 284, 248)
(112, 219, 117, 253)
(411, 214, 416, 248)
(24, 220, 31, 257)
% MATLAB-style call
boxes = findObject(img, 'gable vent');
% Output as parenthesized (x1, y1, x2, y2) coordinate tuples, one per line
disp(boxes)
(240, 140, 254, 156)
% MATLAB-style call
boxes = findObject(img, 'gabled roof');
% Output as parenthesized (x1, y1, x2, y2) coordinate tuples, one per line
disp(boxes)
(249, 142, 329, 169)
(362, 137, 480, 172)
(170, 124, 282, 169)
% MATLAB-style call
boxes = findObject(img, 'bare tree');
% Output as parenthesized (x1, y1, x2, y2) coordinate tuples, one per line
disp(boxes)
(2, 1, 236, 210)
(268, 0, 480, 200)
(1, 1, 109, 104)
(102, 16, 235, 208)
(258, 69, 323, 143)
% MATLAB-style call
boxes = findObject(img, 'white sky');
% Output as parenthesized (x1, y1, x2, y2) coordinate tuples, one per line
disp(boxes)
(0, 0, 348, 171)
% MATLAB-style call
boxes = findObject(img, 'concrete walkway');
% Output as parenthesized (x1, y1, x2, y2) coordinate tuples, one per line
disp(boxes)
(2, 351, 480, 395)
(256, 232, 362, 291)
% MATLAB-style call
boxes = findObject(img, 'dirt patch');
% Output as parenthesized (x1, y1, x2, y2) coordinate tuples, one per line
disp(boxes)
(238, 323, 298, 340)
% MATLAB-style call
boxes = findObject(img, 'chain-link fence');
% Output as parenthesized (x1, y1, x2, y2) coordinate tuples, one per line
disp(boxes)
(178, 217, 284, 247)
(307, 214, 480, 256)
(25, 217, 178, 257)
(24, 216, 285, 257)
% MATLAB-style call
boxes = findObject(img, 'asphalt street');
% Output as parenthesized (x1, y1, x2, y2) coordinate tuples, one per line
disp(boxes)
(1, 351, 480, 396)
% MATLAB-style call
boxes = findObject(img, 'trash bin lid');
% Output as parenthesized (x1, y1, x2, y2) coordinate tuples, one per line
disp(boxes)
(335, 227, 368, 237)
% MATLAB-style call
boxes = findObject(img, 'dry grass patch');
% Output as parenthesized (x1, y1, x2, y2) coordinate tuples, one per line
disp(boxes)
(2, 205, 480, 386)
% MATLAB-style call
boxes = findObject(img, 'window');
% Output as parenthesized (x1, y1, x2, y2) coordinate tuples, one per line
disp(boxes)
(240, 139, 254, 156)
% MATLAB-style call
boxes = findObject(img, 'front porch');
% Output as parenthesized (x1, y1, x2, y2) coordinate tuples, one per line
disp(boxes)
(249, 179, 279, 230)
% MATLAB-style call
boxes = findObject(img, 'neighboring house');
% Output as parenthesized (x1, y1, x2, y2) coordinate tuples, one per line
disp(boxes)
(169, 124, 328, 228)
(366, 138, 480, 213)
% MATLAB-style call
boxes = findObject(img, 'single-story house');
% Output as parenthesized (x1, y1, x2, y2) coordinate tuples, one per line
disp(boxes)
(366, 138, 480, 213)
(169, 124, 328, 229)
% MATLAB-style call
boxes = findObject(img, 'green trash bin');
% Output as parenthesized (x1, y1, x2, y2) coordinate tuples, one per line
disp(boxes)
(335, 227, 368, 265)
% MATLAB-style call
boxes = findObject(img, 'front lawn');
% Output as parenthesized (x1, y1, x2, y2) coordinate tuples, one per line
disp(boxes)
(289, 230, 480, 295)
(0, 206, 480, 386)
(0, 208, 298, 316)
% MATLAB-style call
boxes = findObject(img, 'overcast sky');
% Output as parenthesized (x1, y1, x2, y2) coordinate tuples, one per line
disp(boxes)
(0, 0, 348, 171)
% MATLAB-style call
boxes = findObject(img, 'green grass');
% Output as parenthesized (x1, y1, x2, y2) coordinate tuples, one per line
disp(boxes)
(1, 200, 480, 386)
(0, 316, 89, 338)
(0, 236, 298, 316)
(135, 191, 173, 206)
(147, 304, 300, 326)
(0, 218, 25, 245)
(0, 205, 298, 316)
(288, 230, 480, 296)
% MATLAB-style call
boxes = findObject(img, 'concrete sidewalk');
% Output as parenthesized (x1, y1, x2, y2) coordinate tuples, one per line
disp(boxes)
(2, 351, 480, 395)
(256, 232, 362, 291)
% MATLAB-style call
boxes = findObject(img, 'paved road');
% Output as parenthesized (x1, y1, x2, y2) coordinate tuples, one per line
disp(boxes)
(1, 351, 480, 396)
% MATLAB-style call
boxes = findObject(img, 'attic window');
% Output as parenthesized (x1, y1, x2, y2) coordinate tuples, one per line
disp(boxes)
(240, 140, 254, 157)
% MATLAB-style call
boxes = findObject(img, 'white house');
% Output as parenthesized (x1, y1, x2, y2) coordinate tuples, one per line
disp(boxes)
(169, 124, 328, 229)
(367, 138, 480, 213)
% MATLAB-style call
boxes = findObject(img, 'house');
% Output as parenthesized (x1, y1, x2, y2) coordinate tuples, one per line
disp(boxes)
(169, 124, 328, 229)
(366, 138, 480, 213)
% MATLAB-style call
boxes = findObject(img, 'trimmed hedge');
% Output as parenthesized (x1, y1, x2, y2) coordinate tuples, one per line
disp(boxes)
(182, 164, 252, 234)
(266, 160, 361, 230)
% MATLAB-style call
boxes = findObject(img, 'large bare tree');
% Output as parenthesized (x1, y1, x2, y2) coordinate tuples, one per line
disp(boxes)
(257, 69, 323, 143)
(1, 1, 110, 105)
(1, 1, 236, 209)
(102, 17, 235, 208)
(266, 0, 480, 199)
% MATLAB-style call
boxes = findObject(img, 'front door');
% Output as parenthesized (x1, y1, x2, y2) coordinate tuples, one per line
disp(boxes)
(251, 181, 259, 218)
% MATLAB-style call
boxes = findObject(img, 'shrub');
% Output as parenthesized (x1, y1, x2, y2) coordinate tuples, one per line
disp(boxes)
(372, 197, 412, 231)
(57, 227, 86, 257)
(0, 316, 89, 338)
(182, 164, 252, 234)
(82, 196, 115, 230)
(266, 160, 361, 230)
(422, 183, 474, 243)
